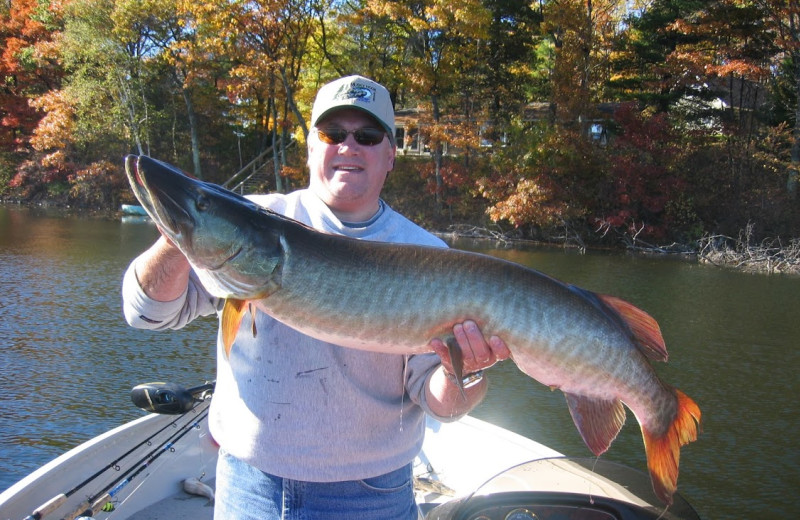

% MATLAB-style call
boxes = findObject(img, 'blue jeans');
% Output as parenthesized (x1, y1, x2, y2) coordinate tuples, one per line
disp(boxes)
(214, 449, 419, 519)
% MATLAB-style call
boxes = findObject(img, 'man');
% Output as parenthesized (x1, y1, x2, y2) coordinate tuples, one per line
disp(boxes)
(122, 75, 510, 519)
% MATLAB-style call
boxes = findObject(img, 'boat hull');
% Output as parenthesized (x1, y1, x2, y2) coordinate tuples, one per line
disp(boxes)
(0, 403, 555, 520)
(0, 405, 698, 519)
(0, 401, 216, 520)
(120, 204, 148, 216)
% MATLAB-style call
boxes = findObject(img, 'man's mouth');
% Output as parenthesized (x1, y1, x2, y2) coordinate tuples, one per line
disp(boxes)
(333, 164, 363, 173)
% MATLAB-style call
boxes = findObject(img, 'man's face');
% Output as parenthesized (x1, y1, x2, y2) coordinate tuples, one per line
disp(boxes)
(307, 108, 396, 222)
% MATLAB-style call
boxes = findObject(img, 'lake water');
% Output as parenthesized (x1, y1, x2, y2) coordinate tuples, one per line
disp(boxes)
(1, 204, 798, 518)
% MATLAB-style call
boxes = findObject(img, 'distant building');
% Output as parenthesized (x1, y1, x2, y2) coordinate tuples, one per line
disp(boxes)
(393, 102, 617, 156)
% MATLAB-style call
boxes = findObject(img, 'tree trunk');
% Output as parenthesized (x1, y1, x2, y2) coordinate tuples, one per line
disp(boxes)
(280, 67, 307, 138)
(118, 75, 144, 155)
(432, 93, 443, 210)
(182, 87, 202, 179)
(271, 100, 284, 193)
(789, 55, 800, 195)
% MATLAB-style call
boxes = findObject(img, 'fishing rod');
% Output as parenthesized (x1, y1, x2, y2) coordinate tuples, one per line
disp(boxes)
(20, 416, 185, 520)
(20, 381, 215, 520)
(61, 405, 210, 520)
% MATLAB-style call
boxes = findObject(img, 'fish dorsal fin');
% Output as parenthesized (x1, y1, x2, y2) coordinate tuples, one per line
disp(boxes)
(221, 299, 250, 357)
(598, 294, 668, 362)
(564, 393, 626, 456)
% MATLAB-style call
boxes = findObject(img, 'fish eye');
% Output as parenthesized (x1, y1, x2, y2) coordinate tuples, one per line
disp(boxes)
(196, 194, 210, 212)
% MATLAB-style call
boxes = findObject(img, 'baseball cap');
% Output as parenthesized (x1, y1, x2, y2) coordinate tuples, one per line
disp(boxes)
(310, 75, 395, 144)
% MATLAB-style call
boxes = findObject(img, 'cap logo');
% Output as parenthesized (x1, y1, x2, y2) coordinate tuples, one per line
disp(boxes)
(335, 83, 376, 104)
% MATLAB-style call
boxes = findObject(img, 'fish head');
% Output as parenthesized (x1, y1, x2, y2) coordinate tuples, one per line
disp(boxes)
(125, 155, 283, 299)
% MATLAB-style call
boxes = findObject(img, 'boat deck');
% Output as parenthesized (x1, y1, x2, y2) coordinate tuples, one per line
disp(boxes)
(126, 479, 445, 520)
(0, 414, 562, 520)
(127, 480, 215, 520)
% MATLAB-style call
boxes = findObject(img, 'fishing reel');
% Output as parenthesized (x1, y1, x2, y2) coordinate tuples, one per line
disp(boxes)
(130, 381, 215, 414)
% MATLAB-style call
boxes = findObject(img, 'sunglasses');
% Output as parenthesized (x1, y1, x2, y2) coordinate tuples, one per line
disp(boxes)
(315, 127, 387, 146)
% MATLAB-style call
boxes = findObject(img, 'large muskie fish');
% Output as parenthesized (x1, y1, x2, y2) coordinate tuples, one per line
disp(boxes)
(125, 155, 701, 505)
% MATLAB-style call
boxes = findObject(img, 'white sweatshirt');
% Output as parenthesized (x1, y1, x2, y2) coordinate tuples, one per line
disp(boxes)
(122, 189, 459, 482)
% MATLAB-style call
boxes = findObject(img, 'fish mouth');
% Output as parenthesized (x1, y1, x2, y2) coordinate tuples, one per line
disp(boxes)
(208, 246, 243, 271)
(124, 156, 258, 273)
(124, 155, 193, 238)
(124, 155, 153, 214)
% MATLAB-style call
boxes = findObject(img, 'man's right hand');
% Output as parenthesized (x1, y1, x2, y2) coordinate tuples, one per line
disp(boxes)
(133, 236, 192, 302)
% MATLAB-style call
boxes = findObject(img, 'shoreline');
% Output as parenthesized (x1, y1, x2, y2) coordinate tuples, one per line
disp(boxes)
(437, 224, 800, 277)
(696, 233, 800, 276)
(4, 199, 798, 276)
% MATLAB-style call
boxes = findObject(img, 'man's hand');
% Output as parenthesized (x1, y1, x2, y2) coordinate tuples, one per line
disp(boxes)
(425, 320, 511, 418)
(134, 235, 192, 302)
(429, 320, 511, 378)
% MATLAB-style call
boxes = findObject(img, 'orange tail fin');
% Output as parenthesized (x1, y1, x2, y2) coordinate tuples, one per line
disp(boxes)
(641, 389, 702, 504)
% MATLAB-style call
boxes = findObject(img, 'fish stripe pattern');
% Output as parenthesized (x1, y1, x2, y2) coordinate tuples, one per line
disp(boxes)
(125, 155, 702, 505)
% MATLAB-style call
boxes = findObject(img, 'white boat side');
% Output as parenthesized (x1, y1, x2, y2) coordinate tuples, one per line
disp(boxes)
(0, 401, 216, 520)
(0, 402, 560, 520)
(120, 204, 148, 216)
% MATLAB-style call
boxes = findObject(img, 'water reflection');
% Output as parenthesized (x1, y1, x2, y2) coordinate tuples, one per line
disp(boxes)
(0, 206, 218, 486)
(1, 206, 799, 518)
(459, 239, 800, 518)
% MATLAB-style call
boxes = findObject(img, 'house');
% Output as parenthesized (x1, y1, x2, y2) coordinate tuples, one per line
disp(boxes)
(392, 102, 617, 156)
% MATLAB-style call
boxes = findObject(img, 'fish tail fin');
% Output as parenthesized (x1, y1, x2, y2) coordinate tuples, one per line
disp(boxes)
(641, 388, 702, 504)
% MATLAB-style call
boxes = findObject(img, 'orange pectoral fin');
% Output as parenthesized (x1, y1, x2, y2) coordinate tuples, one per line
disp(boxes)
(221, 299, 250, 357)
(641, 388, 702, 505)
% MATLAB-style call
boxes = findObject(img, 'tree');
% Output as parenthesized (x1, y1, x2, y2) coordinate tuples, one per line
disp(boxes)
(187, 0, 325, 190)
(363, 0, 492, 208)
(756, 0, 800, 194)
(543, 0, 631, 127)
(477, 119, 580, 232)
(34, 0, 152, 167)
(112, 0, 209, 177)
(317, 0, 404, 82)
(599, 103, 687, 239)
(669, 0, 777, 203)
(0, 0, 63, 153)
(482, 0, 543, 120)
(609, 0, 709, 110)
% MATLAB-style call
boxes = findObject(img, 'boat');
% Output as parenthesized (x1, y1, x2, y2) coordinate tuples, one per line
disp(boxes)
(120, 204, 151, 224)
(120, 204, 148, 216)
(0, 383, 701, 520)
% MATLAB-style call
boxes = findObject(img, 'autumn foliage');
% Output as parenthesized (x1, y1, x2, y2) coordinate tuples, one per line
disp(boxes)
(1, 0, 798, 244)
(599, 104, 687, 240)
(1, 0, 62, 150)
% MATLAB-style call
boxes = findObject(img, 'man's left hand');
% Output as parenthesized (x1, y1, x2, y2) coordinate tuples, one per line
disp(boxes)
(429, 320, 511, 378)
